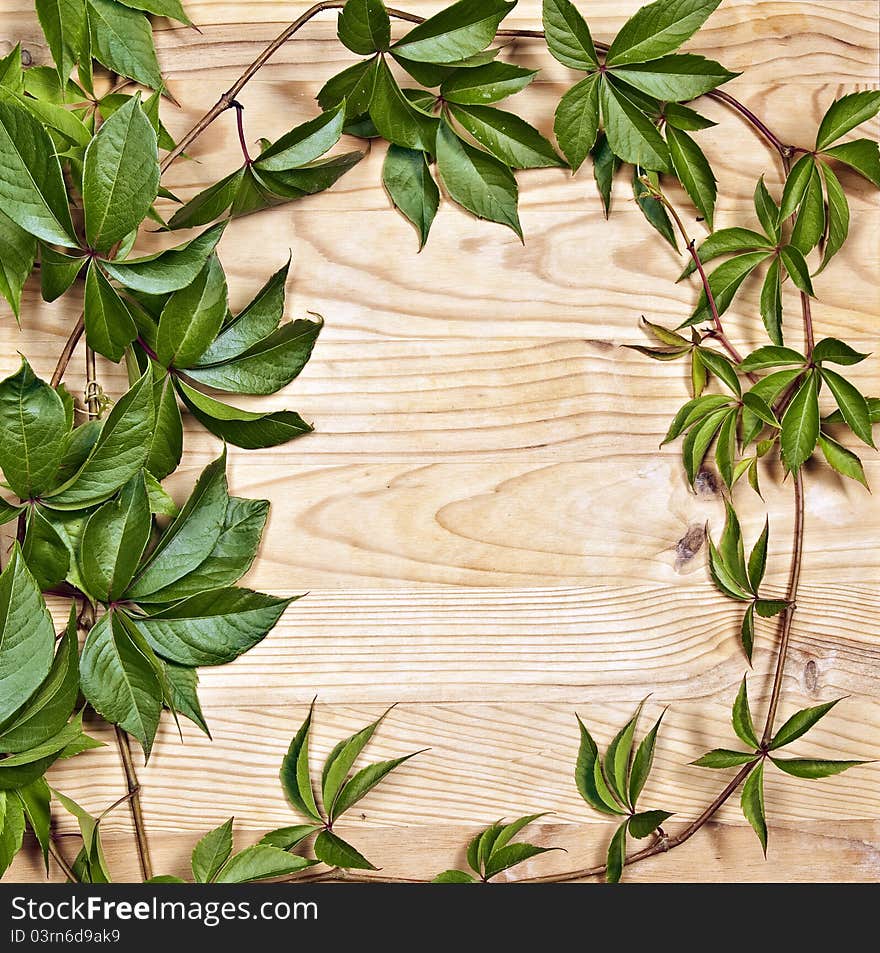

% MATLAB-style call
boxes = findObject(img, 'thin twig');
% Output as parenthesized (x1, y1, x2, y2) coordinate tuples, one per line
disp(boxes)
(50, 313, 85, 388)
(48, 839, 78, 882)
(114, 725, 154, 882)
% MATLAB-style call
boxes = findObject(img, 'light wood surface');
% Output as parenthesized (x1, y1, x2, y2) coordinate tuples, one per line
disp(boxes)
(2, 0, 879, 883)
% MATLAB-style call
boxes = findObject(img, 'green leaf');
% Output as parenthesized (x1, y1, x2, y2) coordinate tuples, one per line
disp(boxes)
(435, 118, 521, 237)
(759, 256, 783, 345)
(754, 599, 788, 618)
(0, 358, 67, 498)
(184, 315, 321, 393)
(383, 145, 439, 249)
(778, 153, 815, 221)
(553, 73, 600, 172)
(441, 62, 536, 105)
(0, 793, 25, 877)
(101, 222, 226, 294)
(747, 518, 770, 592)
(819, 160, 852, 270)
(22, 505, 70, 589)
(789, 162, 824, 255)
(35, 0, 87, 85)
(682, 406, 727, 484)
(770, 757, 869, 779)
(708, 537, 751, 601)
(604, 703, 643, 810)
(733, 677, 759, 748)
(686, 251, 770, 326)
(16, 777, 51, 869)
(628, 711, 664, 806)
(254, 103, 346, 172)
(317, 58, 379, 121)
(754, 175, 780, 241)
(433, 869, 476, 882)
(820, 139, 880, 187)
(600, 78, 671, 173)
(0, 606, 78, 753)
(191, 817, 233, 883)
(281, 703, 322, 822)
(780, 371, 819, 471)
(0, 546, 55, 726)
(84, 260, 138, 361)
(174, 378, 313, 449)
(678, 228, 773, 281)
(126, 451, 227, 599)
(338, 0, 390, 55)
(164, 662, 210, 737)
(484, 842, 557, 880)
(115, 0, 190, 23)
(740, 761, 767, 855)
(692, 748, 757, 768)
(742, 392, 780, 432)
(612, 54, 736, 102)
(196, 257, 289, 365)
(215, 844, 314, 883)
(575, 714, 621, 815)
(591, 133, 618, 216)
(314, 829, 377, 870)
(737, 346, 805, 373)
(44, 369, 154, 509)
(167, 168, 245, 230)
(0, 210, 36, 318)
(664, 102, 716, 131)
(145, 373, 182, 481)
(0, 45, 24, 93)
(322, 710, 389, 816)
(80, 611, 162, 758)
(820, 367, 874, 447)
(391, 0, 515, 64)
(718, 499, 748, 589)
(605, 819, 628, 884)
(449, 103, 564, 169)
(816, 90, 880, 151)
(52, 789, 110, 883)
(0, 97, 76, 245)
(137, 496, 268, 604)
(812, 337, 869, 369)
(80, 471, 150, 602)
(86, 0, 162, 89)
(157, 256, 228, 368)
(129, 587, 295, 667)
(628, 809, 672, 839)
(825, 396, 880, 426)
(40, 247, 85, 305)
(770, 699, 840, 750)
(369, 57, 438, 151)
(83, 93, 158, 251)
(698, 348, 741, 396)
(666, 124, 716, 227)
(260, 824, 321, 850)
(332, 751, 422, 821)
(606, 0, 722, 66)
(817, 433, 867, 488)
(542, 0, 598, 69)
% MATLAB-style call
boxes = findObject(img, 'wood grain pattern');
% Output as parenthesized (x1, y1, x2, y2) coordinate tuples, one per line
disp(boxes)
(3, 0, 879, 883)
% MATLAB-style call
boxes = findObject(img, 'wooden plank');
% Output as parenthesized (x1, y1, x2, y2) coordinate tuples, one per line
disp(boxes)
(2, 0, 878, 884)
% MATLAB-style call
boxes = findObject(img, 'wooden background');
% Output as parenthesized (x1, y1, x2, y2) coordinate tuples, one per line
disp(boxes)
(2, 0, 879, 882)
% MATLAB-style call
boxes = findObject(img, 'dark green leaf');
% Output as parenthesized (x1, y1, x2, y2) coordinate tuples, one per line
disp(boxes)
(742, 392, 780, 431)
(591, 133, 618, 216)
(697, 347, 741, 396)
(780, 371, 819, 471)
(740, 602, 755, 661)
(678, 228, 773, 281)
(35, 0, 87, 85)
(317, 58, 379, 121)
(732, 677, 759, 748)
(692, 748, 757, 768)
(314, 830, 377, 870)
(770, 699, 840, 750)
(0, 97, 76, 245)
(754, 599, 788, 618)
(600, 78, 671, 173)
(770, 757, 869, 779)
(40, 246, 85, 302)
(789, 162, 824, 256)
(164, 662, 210, 737)
(84, 260, 138, 361)
(484, 841, 557, 880)
(604, 702, 644, 810)
(633, 166, 676, 248)
(16, 777, 51, 869)
(167, 168, 245, 230)
(718, 499, 748, 590)
(612, 54, 736, 102)
(86, 0, 162, 89)
(759, 256, 783, 345)
(553, 73, 600, 172)
(0, 210, 36, 318)
(391, 0, 515, 64)
(714, 407, 737, 487)
(629, 710, 664, 806)
(738, 346, 805, 373)
(254, 103, 346, 172)
(21, 506, 68, 591)
(778, 153, 815, 221)
(215, 844, 314, 882)
(686, 252, 770, 326)
(332, 751, 422, 820)
(175, 378, 313, 449)
(747, 518, 769, 592)
(542, 0, 598, 69)
(663, 102, 716, 131)
(115, 0, 190, 23)
(817, 433, 867, 488)
(740, 761, 767, 855)
(145, 373, 183, 481)
(130, 587, 295, 666)
(628, 809, 672, 839)
(606, 0, 722, 65)
(820, 367, 874, 447)
(753, 175, 779, 241)
(815, 90, 880, 151)
(821, 139, 880, 187)
(666, 124, 716, 227)
(157, 256, 228, 368)
(369, 57, 438, 151)
(281, 701, 322, 823)
(338, 0, 391, 55)
(322, 710, 390, 816)
(80, 611, 162, 758)
(605, 819, 628, 884)
(441, 62, 536, 105)
(259, 824, 320, 850)
(433, 869, 476, 882)
(383, 145, 439, 248)
(575, 714, 620, 815)
(0, 792, 25, 877)
(682, 406, 727, 484)
(191, 817, 233, 883)
(435, 118, 521, 236)
(449, 103, 564, 170)
(811, 338, 868, 367)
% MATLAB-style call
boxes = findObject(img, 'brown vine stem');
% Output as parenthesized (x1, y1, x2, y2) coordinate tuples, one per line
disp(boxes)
(160, 5, 795, 174)
(114, 725, 154, 882)
(50, 313, 85, 388)
(48, 839, 78, 882)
